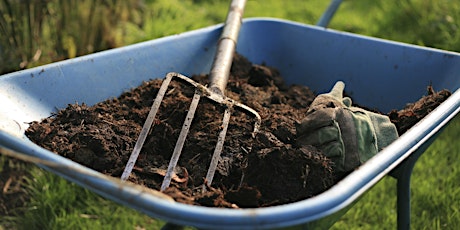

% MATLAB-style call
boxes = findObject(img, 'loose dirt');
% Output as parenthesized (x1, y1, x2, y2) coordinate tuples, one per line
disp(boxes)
(24, 54, 451, 208)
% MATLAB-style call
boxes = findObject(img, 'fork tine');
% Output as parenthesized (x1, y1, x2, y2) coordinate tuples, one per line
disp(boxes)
(121, 73, 174, 181)
(203, 106, 232, 191)
(160, 90, 201, 191)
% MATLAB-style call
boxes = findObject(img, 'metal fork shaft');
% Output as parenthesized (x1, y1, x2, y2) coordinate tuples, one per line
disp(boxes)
(208, 0, 246, 95)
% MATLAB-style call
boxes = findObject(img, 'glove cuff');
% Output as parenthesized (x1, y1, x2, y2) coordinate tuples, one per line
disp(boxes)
(346, 107, 399, 163)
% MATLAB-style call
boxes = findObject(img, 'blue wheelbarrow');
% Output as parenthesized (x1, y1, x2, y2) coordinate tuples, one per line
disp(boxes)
(0, 1, 459, 229)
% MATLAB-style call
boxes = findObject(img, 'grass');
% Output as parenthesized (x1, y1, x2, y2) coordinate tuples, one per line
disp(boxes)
(1, 0, 460, 229)
(6, 167, 163, 230)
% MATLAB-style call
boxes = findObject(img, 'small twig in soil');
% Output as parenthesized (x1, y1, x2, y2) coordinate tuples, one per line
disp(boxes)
(187, 153, 201, 165)
(2, 177, 13, 194)
(102, 119, 115, 126)
(132, 166, 189, 184)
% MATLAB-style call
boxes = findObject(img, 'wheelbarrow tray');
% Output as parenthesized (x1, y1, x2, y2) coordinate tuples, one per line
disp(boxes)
(1, 18, 459, 229)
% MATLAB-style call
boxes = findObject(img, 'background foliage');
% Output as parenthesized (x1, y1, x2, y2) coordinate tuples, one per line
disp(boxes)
(3, 0, 460, 75)
(0, 0, 143, 74)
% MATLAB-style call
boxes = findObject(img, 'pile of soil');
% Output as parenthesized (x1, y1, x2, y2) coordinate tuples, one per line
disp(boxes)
(25, 54, 451, 208)
(388, 85, 452, 134)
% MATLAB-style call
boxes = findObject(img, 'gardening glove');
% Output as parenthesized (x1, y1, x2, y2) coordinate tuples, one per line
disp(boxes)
(296, 81, 399, 174)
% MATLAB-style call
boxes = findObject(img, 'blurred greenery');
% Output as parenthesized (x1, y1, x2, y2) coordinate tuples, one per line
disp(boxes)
(2, 0, 460, 74)
(1, 0, 459, 229)
(0, 0, 143, 74)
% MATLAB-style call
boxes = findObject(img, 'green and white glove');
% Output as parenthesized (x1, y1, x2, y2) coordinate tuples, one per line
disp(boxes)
(296, 81, 399, 174)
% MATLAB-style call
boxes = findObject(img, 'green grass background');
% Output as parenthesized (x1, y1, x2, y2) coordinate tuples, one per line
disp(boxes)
(1, 0, 459, 229)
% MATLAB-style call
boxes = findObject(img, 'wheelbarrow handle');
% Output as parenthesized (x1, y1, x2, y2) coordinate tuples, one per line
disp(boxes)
(317, 0, 344, 27)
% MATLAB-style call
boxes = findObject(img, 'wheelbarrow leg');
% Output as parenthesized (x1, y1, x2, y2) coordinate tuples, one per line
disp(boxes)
(396, 159, 415, 230)
(393, 146, 425, 230)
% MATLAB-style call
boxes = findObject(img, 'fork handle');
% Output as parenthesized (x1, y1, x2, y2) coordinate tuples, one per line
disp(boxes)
(208, 0, 246, 95)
